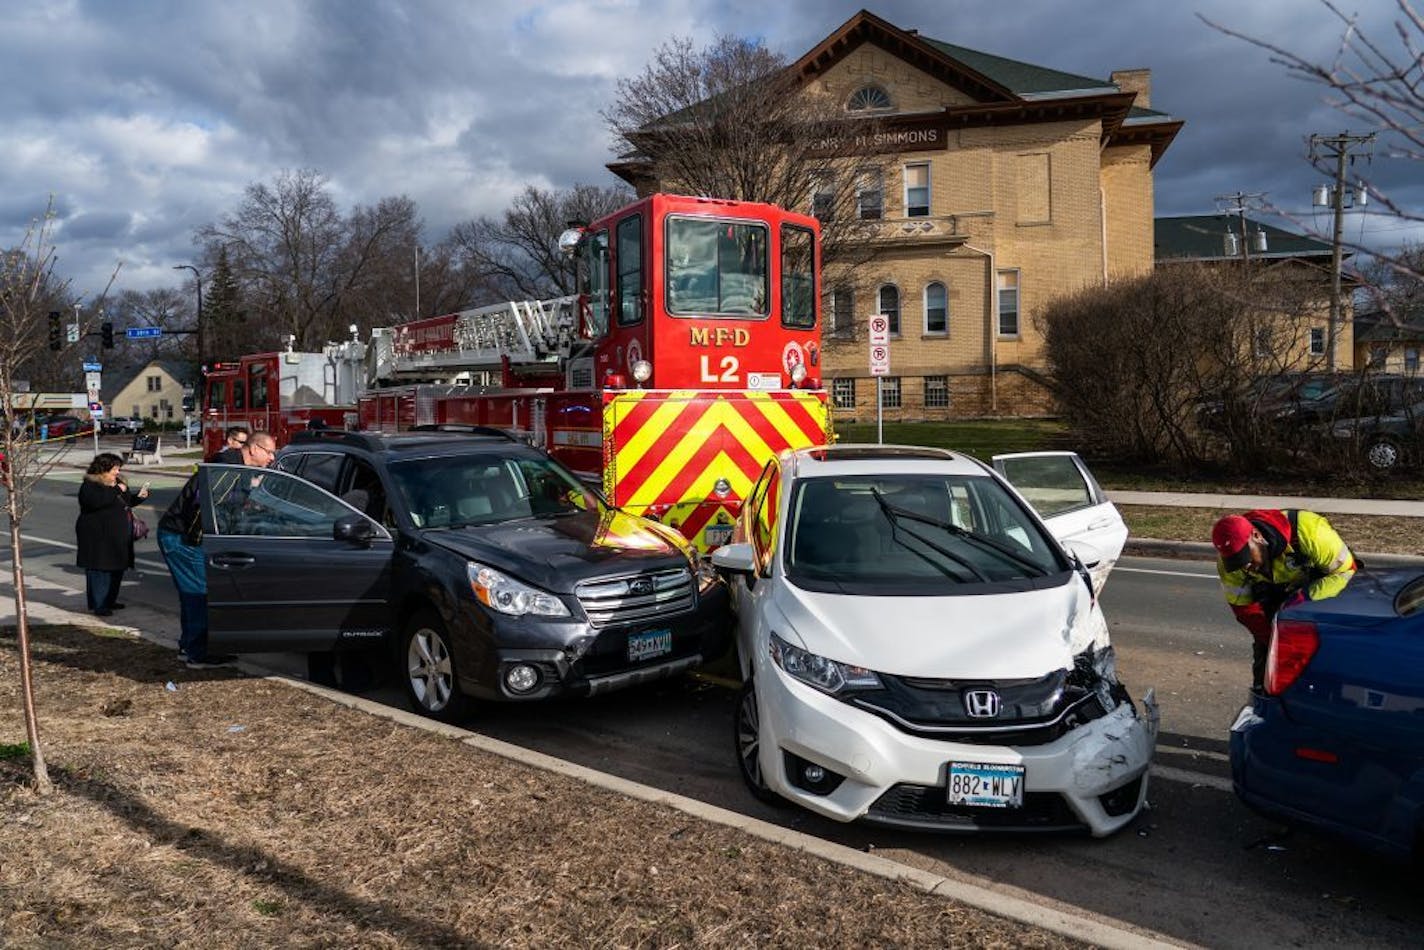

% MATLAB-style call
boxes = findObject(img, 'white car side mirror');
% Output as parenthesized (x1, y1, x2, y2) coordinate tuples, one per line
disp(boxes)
(711, 541, 756, 576)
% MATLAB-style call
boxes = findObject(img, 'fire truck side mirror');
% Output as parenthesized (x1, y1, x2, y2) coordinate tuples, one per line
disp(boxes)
(557, 228, 583, 257)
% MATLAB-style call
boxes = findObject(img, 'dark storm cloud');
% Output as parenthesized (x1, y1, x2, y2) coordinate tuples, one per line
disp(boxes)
(0, 0, 1415, 297)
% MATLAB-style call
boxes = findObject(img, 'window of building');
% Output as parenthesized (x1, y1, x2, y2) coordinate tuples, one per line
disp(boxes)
(904, 163, 930, 217)
(1407, 348, 1421, 373)
(146, 375, 161, 392)
(1369, 344, 1389, 368)
(1309, 327, 1325, 355)
(1252, 327, 1273, 358)
(810, 170, 835, 221)
(880, 376, 902, 409)
(878, 284, 901, 336)
(856, 169, 883, 220)
(846, 84, 893, 112)
(997, 270, 1020, 337)
(831, 378, 856, 410)
(131, 404, 140, 418)
(615, 213, 643, 326)
(924, 375, 949, 408)
(830, 286, 854, 337)
(924, 281, 947, 335)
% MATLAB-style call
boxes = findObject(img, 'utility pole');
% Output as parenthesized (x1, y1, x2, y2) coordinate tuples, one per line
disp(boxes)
(1214, 191, 1267, 269)
(1310, 131, 1375, 373)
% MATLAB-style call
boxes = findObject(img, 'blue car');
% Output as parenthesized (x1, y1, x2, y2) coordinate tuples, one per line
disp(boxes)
(1230, 568, 1424, 862)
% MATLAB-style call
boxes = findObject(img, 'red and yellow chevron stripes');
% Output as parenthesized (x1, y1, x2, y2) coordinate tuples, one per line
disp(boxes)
(603, 389, 831, 550)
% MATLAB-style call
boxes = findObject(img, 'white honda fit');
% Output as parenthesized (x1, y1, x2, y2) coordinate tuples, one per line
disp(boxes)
(713, 445, 1158, 836)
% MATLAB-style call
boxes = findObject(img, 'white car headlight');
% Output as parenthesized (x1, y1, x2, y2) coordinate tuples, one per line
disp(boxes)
(467, 561, 570, 617)
(770, 631, 880, 694)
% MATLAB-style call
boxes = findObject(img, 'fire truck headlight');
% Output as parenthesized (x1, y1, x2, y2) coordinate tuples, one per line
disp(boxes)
(790, 363, 808, 385)
(467, 561, 570, 617)
(631, 359, 652, 383)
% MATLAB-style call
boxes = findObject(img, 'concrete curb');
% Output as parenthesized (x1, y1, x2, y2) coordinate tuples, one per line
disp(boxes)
(27, 595, 1192, 950)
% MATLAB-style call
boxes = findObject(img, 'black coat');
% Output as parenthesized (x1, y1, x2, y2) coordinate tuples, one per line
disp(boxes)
(75, 476, 143, 571)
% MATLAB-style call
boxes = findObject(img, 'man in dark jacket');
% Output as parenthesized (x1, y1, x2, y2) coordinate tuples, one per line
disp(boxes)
(158, 431, 275, 667)
(207, 425, 249, 463)
(75, 453, 150, 615)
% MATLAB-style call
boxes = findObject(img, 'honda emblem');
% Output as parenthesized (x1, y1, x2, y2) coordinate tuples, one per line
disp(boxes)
(963, 689, 1001, 718)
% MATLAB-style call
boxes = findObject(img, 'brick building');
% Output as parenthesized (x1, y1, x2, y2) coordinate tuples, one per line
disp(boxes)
(609, 9, 1181, 421)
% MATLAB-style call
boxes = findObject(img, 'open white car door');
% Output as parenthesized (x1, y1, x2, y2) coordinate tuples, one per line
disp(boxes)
(992, 451, 1127, 592)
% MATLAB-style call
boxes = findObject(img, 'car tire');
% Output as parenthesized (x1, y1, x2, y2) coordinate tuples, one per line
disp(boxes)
(1365, 436, 1402, 472)
(401, 610, 471, 723)
(733, 679, 788, 807)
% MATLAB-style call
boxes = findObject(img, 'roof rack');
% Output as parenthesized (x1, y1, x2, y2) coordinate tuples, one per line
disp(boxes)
(407, 423, 519, 442)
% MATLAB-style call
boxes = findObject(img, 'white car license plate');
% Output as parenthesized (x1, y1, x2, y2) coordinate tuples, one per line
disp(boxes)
(627, 629, 673, 663)
(704, 524, 734, 547)
(947, 762, 1025, 808)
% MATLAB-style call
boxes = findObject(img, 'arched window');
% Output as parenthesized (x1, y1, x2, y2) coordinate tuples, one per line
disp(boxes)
(924, 282, 947, 335)
(878, 284, 901, 336)
(846, 84, 893, 113)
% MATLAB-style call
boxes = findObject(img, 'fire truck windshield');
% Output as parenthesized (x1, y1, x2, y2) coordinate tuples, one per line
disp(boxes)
(666, 217, 768, 318)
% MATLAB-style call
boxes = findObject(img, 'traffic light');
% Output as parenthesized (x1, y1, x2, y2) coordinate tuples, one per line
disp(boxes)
(101, 321, 115, 348)
(48, 312, 62, 351)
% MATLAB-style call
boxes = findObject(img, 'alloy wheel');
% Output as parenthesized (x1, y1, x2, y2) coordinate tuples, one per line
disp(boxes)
(736, 681, 764, 789)
(1366, 439, 1400, 471)
(407, 626, 454, 712)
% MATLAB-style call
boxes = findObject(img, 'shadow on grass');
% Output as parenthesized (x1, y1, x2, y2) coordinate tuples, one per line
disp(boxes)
(0, 760, 473, 946)
(0, 623, 236, 687)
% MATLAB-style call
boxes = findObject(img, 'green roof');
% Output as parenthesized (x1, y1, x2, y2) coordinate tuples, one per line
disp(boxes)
(1155, 215, 1334, 263)
(920, 38, 1114, 97)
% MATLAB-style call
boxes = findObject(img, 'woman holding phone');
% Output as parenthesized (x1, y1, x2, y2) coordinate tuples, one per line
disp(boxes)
(75, 452, 150, 616)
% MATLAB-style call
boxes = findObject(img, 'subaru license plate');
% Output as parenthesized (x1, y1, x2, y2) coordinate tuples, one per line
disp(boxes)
(947, 761, 1025, 808)
(627, 629, 673, 663)
(704, 524, 734, 548)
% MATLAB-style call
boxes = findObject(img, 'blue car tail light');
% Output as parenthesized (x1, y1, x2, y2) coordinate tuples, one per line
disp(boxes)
(1265, 619, 1320, 696)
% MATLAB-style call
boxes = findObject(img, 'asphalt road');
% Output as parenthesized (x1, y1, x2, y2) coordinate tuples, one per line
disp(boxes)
(7, 462, 1423, 948)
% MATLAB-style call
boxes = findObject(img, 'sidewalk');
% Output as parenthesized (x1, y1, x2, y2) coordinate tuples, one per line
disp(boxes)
(1108, 489, 1424, 517)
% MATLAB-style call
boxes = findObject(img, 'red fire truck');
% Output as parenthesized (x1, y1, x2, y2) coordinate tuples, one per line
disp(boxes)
(202, 193, 833, 548)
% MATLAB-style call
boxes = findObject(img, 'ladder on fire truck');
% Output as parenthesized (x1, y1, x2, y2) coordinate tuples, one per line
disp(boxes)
(370, 295, 581, 383)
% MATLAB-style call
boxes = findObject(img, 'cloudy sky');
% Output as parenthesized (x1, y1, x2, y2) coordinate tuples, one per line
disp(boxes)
(1, 0, 1415, 301)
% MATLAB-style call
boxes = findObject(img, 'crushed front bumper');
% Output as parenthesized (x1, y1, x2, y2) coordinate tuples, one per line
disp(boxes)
(758, 667, 1159, 837)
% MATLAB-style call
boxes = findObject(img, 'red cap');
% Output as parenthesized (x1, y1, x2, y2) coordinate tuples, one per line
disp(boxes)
(1212, 514, 1254, 569)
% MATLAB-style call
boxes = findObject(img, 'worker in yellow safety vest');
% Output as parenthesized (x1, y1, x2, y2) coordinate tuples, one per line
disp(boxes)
(1211, 509, 1357, 690)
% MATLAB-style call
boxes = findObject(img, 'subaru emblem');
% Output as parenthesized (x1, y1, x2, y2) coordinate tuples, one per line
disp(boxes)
(629, 577, 654, 596)
(963, 689, 1001, 718)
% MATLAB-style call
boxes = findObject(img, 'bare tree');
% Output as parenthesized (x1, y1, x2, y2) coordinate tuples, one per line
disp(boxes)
(0, 200, 118, 792)
(446, 183, 634, 302)
(604, 33, 888, 328)
(1205, 1, 1424, 296)
(1040, 264, 1328, 471)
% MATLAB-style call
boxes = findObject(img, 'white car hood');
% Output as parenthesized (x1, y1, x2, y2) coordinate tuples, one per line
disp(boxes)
(774, 578, 1097, 680)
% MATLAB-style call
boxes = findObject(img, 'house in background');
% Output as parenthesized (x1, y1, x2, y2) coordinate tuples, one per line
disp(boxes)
(1154, 214, 1354, 370)
(1354, 310, 1424, 374)
(609, 8, 1182, 422)
(105, 360, 196, 424)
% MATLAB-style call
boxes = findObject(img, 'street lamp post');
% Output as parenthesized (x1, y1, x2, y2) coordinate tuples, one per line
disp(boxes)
(173, 264, 203, 411)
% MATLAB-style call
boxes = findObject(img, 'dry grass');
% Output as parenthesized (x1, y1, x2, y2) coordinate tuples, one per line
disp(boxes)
(1121, 506, 1424, 557)
(0, 624, 1078, 949)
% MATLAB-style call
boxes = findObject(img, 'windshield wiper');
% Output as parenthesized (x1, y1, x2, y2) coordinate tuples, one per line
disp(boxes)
(868, 490, 988, 581)
(869, 489, 1048, 578)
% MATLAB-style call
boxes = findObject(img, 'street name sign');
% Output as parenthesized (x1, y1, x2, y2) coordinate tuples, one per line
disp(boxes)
(126, 326, 163, 340)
